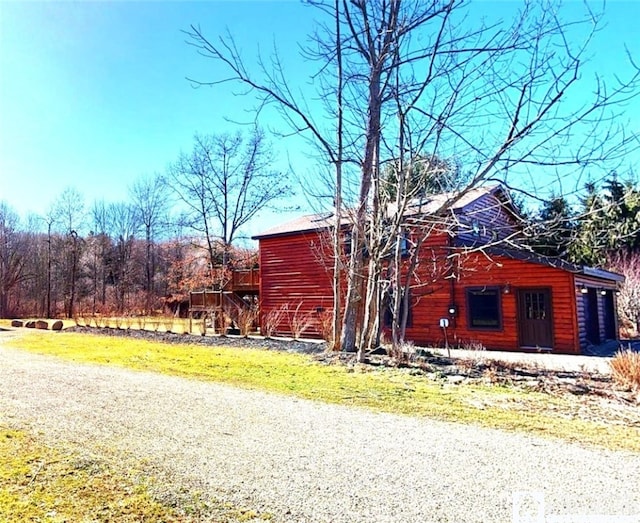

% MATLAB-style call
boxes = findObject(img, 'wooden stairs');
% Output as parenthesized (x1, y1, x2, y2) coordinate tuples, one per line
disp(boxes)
(188, 268, 259, 334)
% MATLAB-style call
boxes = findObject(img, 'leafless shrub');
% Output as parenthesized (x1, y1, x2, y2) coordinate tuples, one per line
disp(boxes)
(96, 314, 106, 328)
(460, 339, 486, 352)
(607, 252, 640, 338)
(457, 358, 477, 372)
(237, 307, 259, 337)
(482, 365, 499, 384)
(286, 302, 314, 340)
(386, 339, 415, 363)
(317, 309, 334, 343)
(219, 311, 233, 335)
(610, 348, 640, 391)
(115, 316, 123, 329)
(400, 341, 416, 362)
(263, 305, 288, 339)
(124, 316, 133, 329)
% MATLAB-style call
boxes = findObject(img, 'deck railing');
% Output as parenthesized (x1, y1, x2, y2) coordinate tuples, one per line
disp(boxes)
(189, 268, 260, 312)
(189, 290, 222, 309)
(227, 267, 260, 291)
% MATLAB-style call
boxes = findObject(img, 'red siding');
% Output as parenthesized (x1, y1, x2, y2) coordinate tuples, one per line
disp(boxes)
(259, 231, 581, 353)
(402, 253, 580, 353)
(259, 231, 334, 337)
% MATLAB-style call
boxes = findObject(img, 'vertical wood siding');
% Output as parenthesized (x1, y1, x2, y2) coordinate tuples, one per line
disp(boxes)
(575, 289, 588, 349)
(573, 276, 619, 351)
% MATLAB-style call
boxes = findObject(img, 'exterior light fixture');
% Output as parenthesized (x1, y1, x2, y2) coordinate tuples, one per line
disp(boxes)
(600, 288, 607, 296)
(448, 305, 457, 316)
(503, 283, 511, 294)
(579, 284, 588, 294)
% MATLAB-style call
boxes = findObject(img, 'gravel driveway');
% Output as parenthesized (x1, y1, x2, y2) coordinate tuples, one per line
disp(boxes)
(1, 335, 639, 523)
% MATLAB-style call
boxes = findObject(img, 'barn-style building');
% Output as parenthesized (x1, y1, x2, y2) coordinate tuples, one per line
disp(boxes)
(252, 186, 622, 353)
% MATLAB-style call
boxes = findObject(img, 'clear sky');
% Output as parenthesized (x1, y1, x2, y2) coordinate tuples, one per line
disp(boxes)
(1, 0, 639, 238)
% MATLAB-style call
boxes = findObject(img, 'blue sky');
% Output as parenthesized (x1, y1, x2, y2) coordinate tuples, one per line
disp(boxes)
(1, 0, 639, 238)
(0, 0, 321, 234)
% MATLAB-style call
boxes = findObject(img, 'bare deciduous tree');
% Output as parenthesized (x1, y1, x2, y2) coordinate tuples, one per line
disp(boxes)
(186, 0, 638, 358)
(166, 128, 289, 281)
(41, 208, 57, 318)
(51, 187, 86, 318)
(0, 202, 30, 317)
(106, 202, 140, 313)
(130, 173, 169, 311)
(607, 251, 640, 338)
(88, 200, 112, 312)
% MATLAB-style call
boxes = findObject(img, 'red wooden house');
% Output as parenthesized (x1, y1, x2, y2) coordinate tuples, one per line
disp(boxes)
(253, 186, 622, 354)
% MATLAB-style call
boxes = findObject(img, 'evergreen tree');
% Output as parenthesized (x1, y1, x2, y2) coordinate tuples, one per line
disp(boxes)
(528, 195, 576, 258)
(380, 155, 464, 202)
(569, 175, 640, 266)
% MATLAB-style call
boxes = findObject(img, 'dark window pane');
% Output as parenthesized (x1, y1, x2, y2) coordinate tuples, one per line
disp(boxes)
(467, 288, 501, 329)
(384, 287, 412, 328)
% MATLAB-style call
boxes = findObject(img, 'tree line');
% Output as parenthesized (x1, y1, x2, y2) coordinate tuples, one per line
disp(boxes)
(528, 175, 640, 335)
(0, 128, 287, 319)
(2, 158, 638, 336)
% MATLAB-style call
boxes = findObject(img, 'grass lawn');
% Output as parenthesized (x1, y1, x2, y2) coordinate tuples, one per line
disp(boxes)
(3, 330, 639, 453)
(0, 426, 269, 523)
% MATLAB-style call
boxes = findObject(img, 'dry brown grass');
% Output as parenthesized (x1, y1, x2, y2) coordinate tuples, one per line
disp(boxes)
(317, 309, 334, 344)
(286, 303, 314, 340)
(262, 306, 287, 338)
(610, 348, 640, 391)
(236, 307, 259, 337)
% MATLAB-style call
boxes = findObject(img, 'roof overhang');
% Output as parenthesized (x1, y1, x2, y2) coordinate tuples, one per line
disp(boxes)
(459, 244, 624, 283)
(580, 266, 624, 283)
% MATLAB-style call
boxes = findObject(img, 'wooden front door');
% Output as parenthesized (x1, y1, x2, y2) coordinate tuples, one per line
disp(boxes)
(518, 288, 553, 348)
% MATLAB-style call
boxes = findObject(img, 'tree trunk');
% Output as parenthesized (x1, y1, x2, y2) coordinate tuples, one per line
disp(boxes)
(341, 65, 382, 353)
(331, 0, 343, 351)
(46, 224, 52, 318)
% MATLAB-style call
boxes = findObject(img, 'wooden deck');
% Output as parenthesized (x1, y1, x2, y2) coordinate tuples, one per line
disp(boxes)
(189, 267, 259, 311)
(226, 267, 260, 294)
(188, 267, 260, 332)
(189, 290, 224, 311)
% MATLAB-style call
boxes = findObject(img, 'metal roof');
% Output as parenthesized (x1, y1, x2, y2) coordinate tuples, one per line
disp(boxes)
(253, 185, 513, 239)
